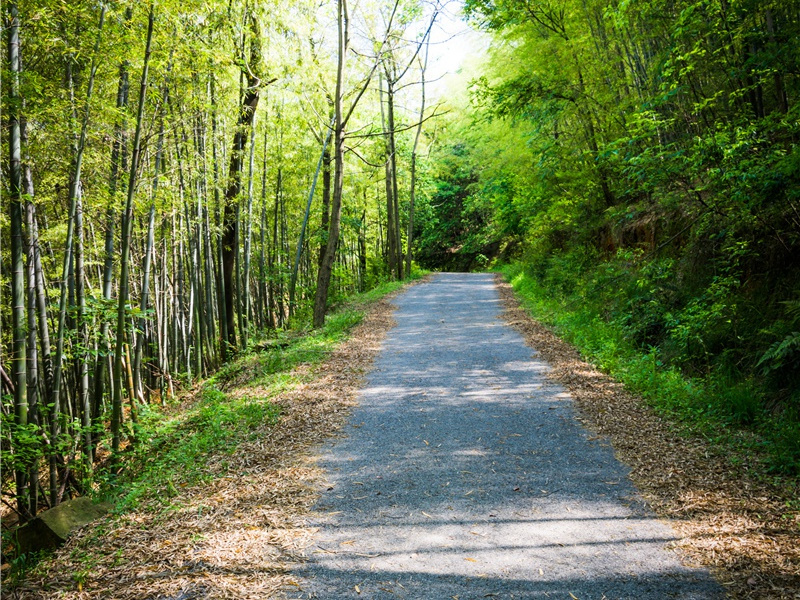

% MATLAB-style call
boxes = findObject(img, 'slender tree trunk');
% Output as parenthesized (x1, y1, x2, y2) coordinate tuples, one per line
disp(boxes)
(75, 191, 91, 469)
(271, 168, 283, 327)
(27, 197, 53, 506)
(235, 200, 243, 343)
(290, 122, 332, 315)
(132, 111, 165, 400)
(379, 72, 397, 278)
(221, 15, 261, 354)
(359, 208, 367, 292)
(259, 125, 270, 329)
(209, 73, 229, 360)
(112, 5, 154, 459)
(279, 172, 288, 322)
(197, 105, 217, 365)
(49, 4, 106, 502)
(93, 11, 131, 434)
(318, 119, 332, 269)
(406, 35, 430, 277)
(385, 74, 403, 280)
(23, 147, 40, 515)
(7, 1, 29, 516)
(242, 116, 258, 334)
(314, 0, 347, 327)
(313, 0, 399, 325)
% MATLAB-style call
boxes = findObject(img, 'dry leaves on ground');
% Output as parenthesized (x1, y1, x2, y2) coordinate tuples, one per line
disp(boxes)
(495, 274, 800, 600)
(7, 293, 401, 600)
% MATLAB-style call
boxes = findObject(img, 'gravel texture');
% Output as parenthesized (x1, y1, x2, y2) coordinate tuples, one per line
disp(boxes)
(291, 273, 725, 599)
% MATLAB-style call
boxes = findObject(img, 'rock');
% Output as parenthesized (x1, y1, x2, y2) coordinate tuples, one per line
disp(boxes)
(14, 497, 113, 555)
(254, 338, 290, 352)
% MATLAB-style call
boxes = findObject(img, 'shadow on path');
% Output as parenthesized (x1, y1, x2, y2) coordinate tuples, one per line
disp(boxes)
(289, 273, 725, 599)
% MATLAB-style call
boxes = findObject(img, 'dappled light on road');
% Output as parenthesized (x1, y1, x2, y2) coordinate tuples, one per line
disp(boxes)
(292, 273, 723, 599)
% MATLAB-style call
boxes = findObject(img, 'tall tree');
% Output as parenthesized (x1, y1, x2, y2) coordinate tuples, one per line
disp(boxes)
(406, 30, 431, 276)
(314, 0, 400, 327)
(221, 12, 263, 356)
(7, 1, 29, 516)
(111, 3, 154, 459)
(93, 6, 133, 435)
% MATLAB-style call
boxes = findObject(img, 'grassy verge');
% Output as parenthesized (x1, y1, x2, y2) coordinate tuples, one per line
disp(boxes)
(107, 276, 423, 511)
(500, 262, 800, 485)
(4, 275, 424, 585)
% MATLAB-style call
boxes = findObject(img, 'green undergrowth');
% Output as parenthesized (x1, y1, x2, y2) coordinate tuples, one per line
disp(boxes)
(500, 262, 800, 486)
(105, 277, 421, 513)
(4, 277, 425, 587)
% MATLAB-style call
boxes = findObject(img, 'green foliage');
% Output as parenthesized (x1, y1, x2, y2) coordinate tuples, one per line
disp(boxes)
(502, 263, 800, 476)
(758, 332, 800, 376)
(414, 141, 494, 270)
(109, 387, 281, 512)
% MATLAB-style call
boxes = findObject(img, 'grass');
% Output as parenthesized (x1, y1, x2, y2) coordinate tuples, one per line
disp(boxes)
(500, 262, 800, 480)
(3, 275, 426, 586)
(108, 278, 420, 511)
(107, 388, 282, 513)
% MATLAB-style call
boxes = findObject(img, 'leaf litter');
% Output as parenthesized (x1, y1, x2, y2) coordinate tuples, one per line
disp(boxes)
(7, 286, 407, 600)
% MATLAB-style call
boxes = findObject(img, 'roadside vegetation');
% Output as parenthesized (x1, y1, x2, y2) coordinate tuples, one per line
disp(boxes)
(1, 276, 419, 586)
(409, 1, 800, 483)
(501, 262, 800, 481)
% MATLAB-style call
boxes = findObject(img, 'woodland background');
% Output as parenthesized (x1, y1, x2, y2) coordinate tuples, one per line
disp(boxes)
(2, 0, 799, 555)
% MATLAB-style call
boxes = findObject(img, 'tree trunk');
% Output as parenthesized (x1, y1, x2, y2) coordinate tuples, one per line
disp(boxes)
(385, 74, 403, 280)
(75, 191, 91, 468)
(379, 72, 397, 278)
(259, 125, 270, 329)
(23, 162, 41, 516)
(50, 4, 106, 502)
(318, 130, 332, 270)
(7, 1, 29, 516)
(314, 0, 347, 328)
(406, 34, 430, 277)
(112, 4, 153, 459)
(242, 115, 257, 338)
(132, 111, 165, 400)
(209, 73, 229, 360)
(222, 14, 261, 354)
(290, 122, 332, 315)
(297, 0, 398, 326)
(271, 167, 283, 327)
(93, 8, 131, 438)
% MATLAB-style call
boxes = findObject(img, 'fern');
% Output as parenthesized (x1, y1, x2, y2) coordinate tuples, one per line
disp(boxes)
(757, 331, 800, 374)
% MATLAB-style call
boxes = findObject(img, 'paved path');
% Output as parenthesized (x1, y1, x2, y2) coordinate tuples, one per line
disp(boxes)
(291, 273, 724, 599)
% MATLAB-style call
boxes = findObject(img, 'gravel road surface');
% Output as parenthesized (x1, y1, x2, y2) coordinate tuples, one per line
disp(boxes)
(290, 273, 725, 599)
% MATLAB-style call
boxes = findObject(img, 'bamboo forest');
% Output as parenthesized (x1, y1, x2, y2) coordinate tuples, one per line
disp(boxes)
(2, 0, 799, 596)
